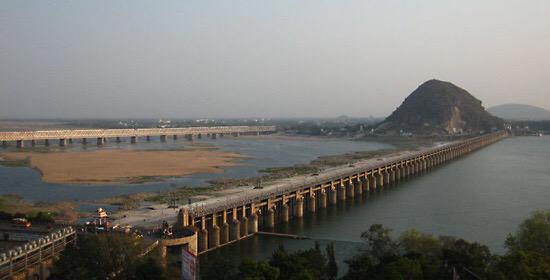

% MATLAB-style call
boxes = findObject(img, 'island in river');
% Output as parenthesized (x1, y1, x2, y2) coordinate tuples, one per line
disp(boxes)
(0, 146, 242, 184)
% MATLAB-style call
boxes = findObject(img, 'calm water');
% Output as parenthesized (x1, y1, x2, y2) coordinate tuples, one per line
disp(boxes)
(199, 136, 550, 275)
(0, 137, 392, 202)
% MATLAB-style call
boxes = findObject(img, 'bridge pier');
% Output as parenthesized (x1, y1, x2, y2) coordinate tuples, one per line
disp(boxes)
(16, 140, 24, 148)
(338, 182, 346, 201)
(369, 175, 377, 191)
(97, 137, 104, 145)
(281, 203, 290, 222)
(197, 134, 202, 139)
(376, 171, 384, 188)
(173, 135, 178, 140)
(383, 171, 390, 186)
(355, 179, 363, 196)
(347, 180, 355, 199)
(209, 224, 220, 249)
(146, 136, 151, 141)
(68, 138, 73, 144)
(82, 138, 87, 145)
(198, 228, 208, 252)
(319, 190, 328, 208)
(30, 140, 36, 146)
(115, 137, 121, 143)
(308, 194, 317, 213)
(240, 216, 249, 237)
(160, 135, 167, 142)
(266, 208, 275, 228)
(295, 195, 304, 217)
(130, 136, 138, 144)
(1, 141, 7, 147)
(329, 186, 338, 204)
(185, 134, 193, 141)
(59, 139, 66, 146)
(211, 133, 217, 139)
(249, 212, 259, 233)
(363, 176, 370, 192)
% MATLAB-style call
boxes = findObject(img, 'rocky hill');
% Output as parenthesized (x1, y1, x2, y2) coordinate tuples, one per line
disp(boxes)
(488, 104, 550, 121)
(378, 80, 502, 135)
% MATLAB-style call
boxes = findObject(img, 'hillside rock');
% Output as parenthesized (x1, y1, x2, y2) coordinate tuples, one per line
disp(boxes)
(378, 80, 502, 135)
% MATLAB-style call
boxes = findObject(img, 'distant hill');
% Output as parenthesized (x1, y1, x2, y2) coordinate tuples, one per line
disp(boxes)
(377, 79, 502, 135)
(487, 104, 550, 121)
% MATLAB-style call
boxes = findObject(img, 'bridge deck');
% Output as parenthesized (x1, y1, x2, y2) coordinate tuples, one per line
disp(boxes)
(0, 126, 276, 141)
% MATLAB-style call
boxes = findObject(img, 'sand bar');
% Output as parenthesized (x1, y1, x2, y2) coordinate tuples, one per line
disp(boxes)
(0, 149, 242, 184)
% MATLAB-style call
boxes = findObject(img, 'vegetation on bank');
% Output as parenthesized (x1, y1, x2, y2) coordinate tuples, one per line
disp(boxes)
(203, 210, 550, 280)
(51, 234, 165, 280)
(0, 194, 77, 223)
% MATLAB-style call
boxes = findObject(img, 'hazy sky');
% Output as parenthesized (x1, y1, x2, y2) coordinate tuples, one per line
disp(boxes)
(1, 1, 549, 119)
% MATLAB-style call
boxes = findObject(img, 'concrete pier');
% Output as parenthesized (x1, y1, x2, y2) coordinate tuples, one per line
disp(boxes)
(220, 222, 230, 244)
(329, 187, 338, 204)
(198, 228, 208, 252)
(97, 137, 104, 145)
(16, 140, 24, 148)
(59, 139, 66, 146)
(209, 225, 220, 249)
(281, 204, 290, 222)
(266, 208, 275, 228)
(338, 183, 346, 201)
(130, 136, 138, 144)
(308, 194, 316, 213)
(319, 190, 328, 209)
(249, 213, 259, 233)
(347, 181, 355, 199)
(160, 135, 167, 142)
(355, 179, 363, 196)
(295, 196, 304, 217)
(240, 216, 249, 237)
(230, 219, 240, 241)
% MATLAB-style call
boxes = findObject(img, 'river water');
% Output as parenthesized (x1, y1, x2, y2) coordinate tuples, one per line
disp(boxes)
(0, 137, 392, 203)
(198, 136, 550, 275)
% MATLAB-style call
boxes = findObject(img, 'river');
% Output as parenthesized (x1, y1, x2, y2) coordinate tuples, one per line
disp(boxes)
(198, 136, 550, 276)
(0, 136, 392, 203)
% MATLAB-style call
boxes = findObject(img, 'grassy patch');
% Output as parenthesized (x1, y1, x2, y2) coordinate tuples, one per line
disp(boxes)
(0, 194, 77, 224)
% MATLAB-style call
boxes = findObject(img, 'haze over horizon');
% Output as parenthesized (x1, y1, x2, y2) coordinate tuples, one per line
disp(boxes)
(1, 1, 549, 119)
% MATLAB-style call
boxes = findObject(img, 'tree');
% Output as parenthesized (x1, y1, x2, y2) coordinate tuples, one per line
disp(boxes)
(135, 257, 166, 280)
(505, 210, 550, 255)
(239, 258, 280, 280)
(52, 234, 148, 279)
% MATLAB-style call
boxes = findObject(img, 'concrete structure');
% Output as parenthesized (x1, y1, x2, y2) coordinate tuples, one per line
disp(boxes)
(0, 126, 276, 147)
(0, 227, 76, 280)
(178, 131, 507, 254)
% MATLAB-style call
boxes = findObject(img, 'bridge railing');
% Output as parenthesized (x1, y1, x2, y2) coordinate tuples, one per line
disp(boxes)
(0, 227, 76, 279)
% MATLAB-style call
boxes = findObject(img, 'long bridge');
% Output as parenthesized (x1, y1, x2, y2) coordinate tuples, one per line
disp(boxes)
(0, 126, 276, 147)
(169, 131, 508, 254)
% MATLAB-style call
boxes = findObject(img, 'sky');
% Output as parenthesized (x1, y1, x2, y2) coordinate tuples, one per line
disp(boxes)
(1, 0, 549, 119)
